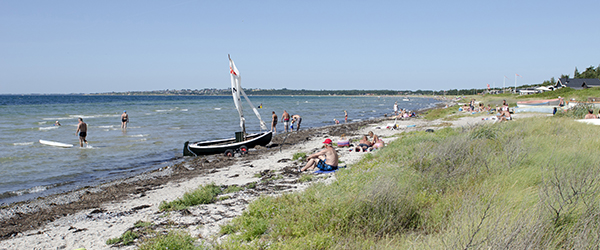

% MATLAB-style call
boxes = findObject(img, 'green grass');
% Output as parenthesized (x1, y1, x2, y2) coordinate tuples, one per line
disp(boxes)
(159, 183, 222, 211)
(217, 117, 600, 249)
(106, 230, 139, 246)
(138, 230, 202, 250)
(292, 152, 307, 161)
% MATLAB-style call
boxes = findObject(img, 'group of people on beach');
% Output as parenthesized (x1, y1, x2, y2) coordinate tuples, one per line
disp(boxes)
(392, 101, 416, 119)
(355, 131, 384, 152)
(271, 110, 301, 133)
(458, 99, 512, 122)
(299, 130, 385, 172)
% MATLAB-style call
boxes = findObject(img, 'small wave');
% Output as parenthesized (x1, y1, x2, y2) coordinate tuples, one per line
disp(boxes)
(214, 108, 222, 110)
(39, 126, 59, 131)
(97, 125, 116, 129)
(1, 185, 53, 199)
(180, 109, 188, 111)
(156, 107, 179, 112)
(128, 134, 149, 138)
(13, 142, 34, 146)
(169, 127, 181, 130)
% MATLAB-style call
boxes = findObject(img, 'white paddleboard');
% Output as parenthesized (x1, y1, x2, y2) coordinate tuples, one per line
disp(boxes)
(39, 139, 74, 148)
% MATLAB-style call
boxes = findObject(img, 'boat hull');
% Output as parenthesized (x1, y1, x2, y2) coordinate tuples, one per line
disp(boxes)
(184, 131, 273, 156)
(517, 98, 561, 107)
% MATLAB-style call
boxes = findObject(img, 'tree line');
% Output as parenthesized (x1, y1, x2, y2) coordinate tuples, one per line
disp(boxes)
(541, 64, 600, 86)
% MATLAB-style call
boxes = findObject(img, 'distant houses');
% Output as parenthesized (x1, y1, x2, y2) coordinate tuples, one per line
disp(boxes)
(556, 78, 600, 90)
(514, 78, 600, 95)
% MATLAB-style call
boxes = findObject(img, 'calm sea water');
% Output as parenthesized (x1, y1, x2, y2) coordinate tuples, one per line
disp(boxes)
(0, 94, 440, 205)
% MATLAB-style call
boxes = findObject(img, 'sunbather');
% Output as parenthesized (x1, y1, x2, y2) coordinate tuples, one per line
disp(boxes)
(355, 135, 372, 152)
(300, 139, 339, 172)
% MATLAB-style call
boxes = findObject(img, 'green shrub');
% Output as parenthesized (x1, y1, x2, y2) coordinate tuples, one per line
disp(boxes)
(159, 183, 222, 211)
(106, 230, 138, 246)
(138, 230, 201, 250)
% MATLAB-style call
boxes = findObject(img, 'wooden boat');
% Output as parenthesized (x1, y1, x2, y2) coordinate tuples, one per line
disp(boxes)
(183, 55, 271, 157)
(516, 98, 561, 107)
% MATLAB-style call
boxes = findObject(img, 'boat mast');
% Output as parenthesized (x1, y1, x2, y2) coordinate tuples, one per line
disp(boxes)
(229, 55, 246, 136)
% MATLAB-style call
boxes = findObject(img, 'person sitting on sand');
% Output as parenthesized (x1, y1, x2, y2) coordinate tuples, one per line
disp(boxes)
(355, 135, 372, 152)
(300, 138, 339, 172)
(368, 131, 385, 149)
(497, 102, 511, 122)
(585, 109, 596, 119)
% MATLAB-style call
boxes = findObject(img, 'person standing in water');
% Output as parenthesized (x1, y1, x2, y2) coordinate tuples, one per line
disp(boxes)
(271, 111, 278, 133)
(282, 110, 291, 132)
(344, 110, 348, 123)
(291, 114, 302, 131)
(76, 117, 88, 147)
(121, 110, 129, 129)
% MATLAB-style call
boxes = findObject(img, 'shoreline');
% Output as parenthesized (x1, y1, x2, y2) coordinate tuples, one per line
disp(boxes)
(0, 103, 462, 248)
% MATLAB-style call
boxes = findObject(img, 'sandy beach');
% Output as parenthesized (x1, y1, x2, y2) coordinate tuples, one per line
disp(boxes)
(0, 108, 542, 249)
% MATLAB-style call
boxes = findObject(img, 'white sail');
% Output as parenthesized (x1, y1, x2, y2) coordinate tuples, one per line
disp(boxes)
(229, 55, 245, 133)
(239, 88, 268, 130)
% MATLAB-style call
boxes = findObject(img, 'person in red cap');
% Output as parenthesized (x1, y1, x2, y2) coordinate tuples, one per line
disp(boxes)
(300, 138, 339, 172)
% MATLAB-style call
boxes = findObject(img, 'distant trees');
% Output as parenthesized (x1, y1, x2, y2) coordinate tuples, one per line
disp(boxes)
(542, 64, 600, 86)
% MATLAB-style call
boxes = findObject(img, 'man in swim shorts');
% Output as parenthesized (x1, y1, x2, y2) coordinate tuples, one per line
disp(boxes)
(76, 117, 88, 147)
(291, 114, 302, 131)
(300, 138, 339, 172)
(121, 110, 129, 129)
(271, 111, 278, 133)
(282, 110, 291, 133)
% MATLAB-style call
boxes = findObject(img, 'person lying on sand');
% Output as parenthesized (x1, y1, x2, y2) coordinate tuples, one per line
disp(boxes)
(300, 138, 338, 172)
(355, 135, 372, 152)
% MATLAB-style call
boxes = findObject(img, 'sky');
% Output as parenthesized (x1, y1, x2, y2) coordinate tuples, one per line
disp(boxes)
(1, 0, 599, 94)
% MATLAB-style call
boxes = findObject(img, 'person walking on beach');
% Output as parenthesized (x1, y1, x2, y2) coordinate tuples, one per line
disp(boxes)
(121, 110, 129, 129)
(271, 111, 278, 133)
(76, 118, 88, 147)
(282, 110, 291, 133)
(300, 138, 339, 172)
(291, 114, 302, 131)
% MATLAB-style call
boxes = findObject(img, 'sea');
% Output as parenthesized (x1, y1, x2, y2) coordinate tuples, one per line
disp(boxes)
(0, 94, 442, 205)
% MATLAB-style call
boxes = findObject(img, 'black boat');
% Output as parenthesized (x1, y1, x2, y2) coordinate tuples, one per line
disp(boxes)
(184, 131, 272, 156)
(183, 55, 272, 157)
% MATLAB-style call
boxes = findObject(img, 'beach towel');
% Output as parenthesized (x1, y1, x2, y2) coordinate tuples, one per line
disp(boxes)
(314, 165, 346, 174)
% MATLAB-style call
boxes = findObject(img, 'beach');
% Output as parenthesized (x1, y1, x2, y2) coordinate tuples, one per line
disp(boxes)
(1, 106, 543, 249)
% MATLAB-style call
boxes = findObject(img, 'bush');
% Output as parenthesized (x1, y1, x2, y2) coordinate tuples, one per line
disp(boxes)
(138, 230, 201, 250)
(159, 183, 222, 211)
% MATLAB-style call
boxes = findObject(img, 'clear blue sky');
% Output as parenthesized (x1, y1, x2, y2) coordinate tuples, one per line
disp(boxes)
(1, 0, 599, 94)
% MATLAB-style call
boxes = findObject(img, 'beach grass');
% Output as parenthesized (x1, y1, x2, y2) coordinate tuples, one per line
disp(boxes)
(137, 230, 201, 250)
(158, 183, 222, 211)
(215, 116, 600, 249)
